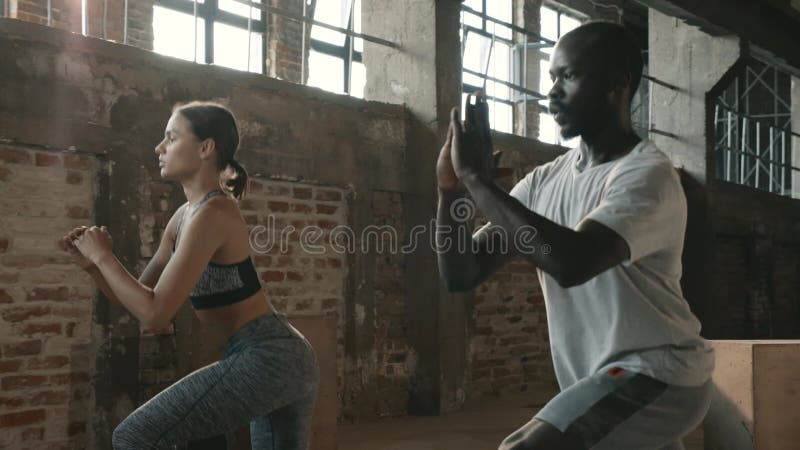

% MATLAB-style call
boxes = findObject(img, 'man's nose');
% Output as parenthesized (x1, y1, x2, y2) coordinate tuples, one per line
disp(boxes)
(548, 81, 562, 100)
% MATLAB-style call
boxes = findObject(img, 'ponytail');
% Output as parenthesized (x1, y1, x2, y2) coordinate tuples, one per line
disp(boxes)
(223, 159, 249, 200)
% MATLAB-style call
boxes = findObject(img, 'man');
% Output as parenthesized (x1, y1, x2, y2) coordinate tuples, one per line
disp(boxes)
(436, 21, 714, 450)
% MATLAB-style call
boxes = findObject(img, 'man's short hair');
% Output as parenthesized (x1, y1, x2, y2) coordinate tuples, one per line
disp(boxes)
(565, 21, 644, 101)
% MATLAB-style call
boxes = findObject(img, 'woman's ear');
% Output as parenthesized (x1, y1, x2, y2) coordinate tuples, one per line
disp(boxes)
(199, 138, 216, 161)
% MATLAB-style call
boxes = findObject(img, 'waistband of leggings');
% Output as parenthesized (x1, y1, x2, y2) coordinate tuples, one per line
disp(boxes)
(221, 312, 298, 357)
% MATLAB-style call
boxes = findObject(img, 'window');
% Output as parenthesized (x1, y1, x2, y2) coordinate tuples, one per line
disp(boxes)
(307, 0, 364, 98)
(537, 4, 582, 145)
(460, 0, 514, 134)
(459, 1, 587, 142)
(630, 51, 650, 139)
(714, 58, 797, 197)
(153, 0, 265, 74)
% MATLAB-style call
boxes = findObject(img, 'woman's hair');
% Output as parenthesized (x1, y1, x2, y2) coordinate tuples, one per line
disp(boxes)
(172, 101, 249, 200)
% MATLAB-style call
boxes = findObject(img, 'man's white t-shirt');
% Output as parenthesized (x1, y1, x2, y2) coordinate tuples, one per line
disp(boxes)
(509, 139, 714, 389)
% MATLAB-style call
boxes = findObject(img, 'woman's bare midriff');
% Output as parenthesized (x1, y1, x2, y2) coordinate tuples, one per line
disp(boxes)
(194, 291, 273, 341)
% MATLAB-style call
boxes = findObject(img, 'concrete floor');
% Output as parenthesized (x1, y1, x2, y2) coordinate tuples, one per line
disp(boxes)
(339, 388, 704, 450)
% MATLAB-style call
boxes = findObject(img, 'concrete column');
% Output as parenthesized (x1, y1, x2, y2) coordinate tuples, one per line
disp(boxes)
(513, 0, 542, 139)
(792, 76, 800, 199)
(362, 0, 465, 415)
(649, 9, 740, 184)
(649, 9, 740, 338)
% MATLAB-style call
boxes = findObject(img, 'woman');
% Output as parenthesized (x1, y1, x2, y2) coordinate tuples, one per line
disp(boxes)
(58, 101, 319, 449)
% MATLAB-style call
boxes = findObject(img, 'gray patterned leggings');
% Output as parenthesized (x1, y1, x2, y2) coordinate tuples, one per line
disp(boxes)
(112, 312, 320, 450)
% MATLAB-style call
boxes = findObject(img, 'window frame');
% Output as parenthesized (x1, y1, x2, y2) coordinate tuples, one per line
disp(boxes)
(460, 0, 516, 133)
(154, 0, 267, 74)
(308, 0, 363, 95)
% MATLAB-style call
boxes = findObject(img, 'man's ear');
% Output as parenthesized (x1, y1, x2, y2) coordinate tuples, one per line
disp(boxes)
(613, 70, 632, 96)
(608, 70, 633, 105)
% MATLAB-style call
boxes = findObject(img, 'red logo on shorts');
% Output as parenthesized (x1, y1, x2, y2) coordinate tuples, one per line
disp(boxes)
(608, 367, 625, 376)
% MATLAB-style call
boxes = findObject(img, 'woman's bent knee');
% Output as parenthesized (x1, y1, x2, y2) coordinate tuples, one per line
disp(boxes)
(112, 415, 151, 450)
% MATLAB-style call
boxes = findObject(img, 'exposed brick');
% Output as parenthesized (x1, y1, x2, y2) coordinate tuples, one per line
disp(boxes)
(261, 271, 285, 283)
(35, 153, 61, 167)
(247, 180, 263, 192)
(0, 396, 25, 408)
(2, 374, 48, 390)
(291, 203, 313, 214)
(0, 409, 46, 428)
(253, 255, 271, 266)
(286, 271, 303, 282)
(29, 390, 70, 406)
(316, 204, 339, 215)
(275, 256, 293, 267)
(0, 359, 24, 373)
(265, 184, 291, 196)
(20, 426, 45, 442)
(68, 420, 86, 436)
(3, 340, 42, 357)
(19, 323, 63, 337)
(318, 220, 337, 230)
(0, 270, 16, 283)
(66, 170, 83, 184)
(0, 288, 13, 303)
(267, 201, 290, 213)
(26, 286, 71, 302)
(327, 258, 342, 268)
(66, 205, 90, 219)
(265, 286, 291, 297)
(51, 306, 90, 319)
(1, 305, 51, 321)
(49, 372, 91, 386)
(315, 189, 342, 201)
(321, 298, 339, 309)
(0, 147, 32, 164)
(0, 166, 10, 181)
(292, 187, 312, 200)
(27, 355, 70, 370)
(63, 154, 91, 170)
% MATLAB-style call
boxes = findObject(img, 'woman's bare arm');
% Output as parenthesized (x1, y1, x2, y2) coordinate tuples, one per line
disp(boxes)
(88, 204, 186, 331)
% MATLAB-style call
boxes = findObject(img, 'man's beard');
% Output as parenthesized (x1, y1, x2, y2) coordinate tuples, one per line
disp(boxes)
(559, 100, 614, 140)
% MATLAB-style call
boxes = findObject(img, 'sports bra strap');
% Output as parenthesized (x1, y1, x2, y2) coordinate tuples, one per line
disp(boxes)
(174, 189, 226, 250)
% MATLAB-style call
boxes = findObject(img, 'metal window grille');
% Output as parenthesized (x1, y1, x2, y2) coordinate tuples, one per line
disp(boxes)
(714, 59, 798, 196)
(460, 1, 554, 136)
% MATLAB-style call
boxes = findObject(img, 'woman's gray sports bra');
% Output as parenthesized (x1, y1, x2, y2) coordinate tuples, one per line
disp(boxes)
(172, 189, 262, 310)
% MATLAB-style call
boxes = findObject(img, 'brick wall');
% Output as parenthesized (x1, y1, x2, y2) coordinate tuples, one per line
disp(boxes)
(241, 179, 348, 403)
(0, 146, 95, 450)
(267, 0, 314, 84)
(462, 140, 565, 401)
(370, 190, 409, 417)
(9, 0, 153, 48)
(711, 183, 800, 339)
(466, 261, 556, 397)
